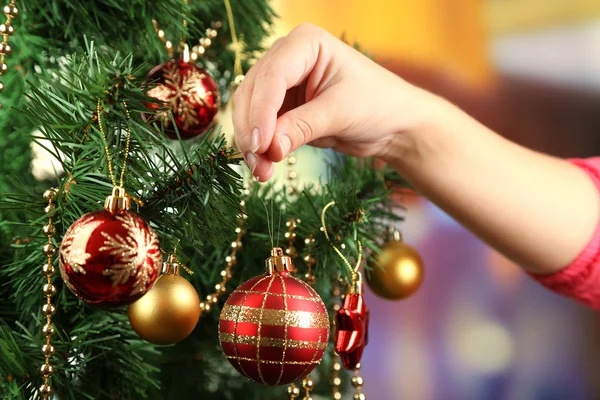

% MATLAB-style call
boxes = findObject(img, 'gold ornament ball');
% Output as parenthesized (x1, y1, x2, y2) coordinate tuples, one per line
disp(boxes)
(128, 274, 200, 345)
(367, 240, 424, 300)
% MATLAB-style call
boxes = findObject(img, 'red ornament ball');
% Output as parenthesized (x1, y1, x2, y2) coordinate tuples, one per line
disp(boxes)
(145, 59, 220, 140)
(59, 209, 161, 307)
(219, 268, 329, 386)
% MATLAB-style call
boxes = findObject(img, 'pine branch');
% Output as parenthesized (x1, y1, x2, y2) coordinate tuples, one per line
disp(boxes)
(0, 6, 415, 399)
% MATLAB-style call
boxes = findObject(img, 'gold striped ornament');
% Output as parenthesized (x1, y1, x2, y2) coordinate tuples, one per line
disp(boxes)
(218, 247, 330, 386)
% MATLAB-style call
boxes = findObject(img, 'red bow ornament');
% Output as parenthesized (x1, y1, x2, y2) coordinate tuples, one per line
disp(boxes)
(334, 283, 369, 370)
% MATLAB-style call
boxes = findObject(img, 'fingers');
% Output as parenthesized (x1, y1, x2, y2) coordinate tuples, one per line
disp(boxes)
(247, 153, 273, 182)
(266, 93, 335, 162)
(232, 46, 268, 156)
(233, 24, 325, 159)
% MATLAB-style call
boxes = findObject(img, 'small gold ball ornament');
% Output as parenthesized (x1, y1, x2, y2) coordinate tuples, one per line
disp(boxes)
(128, 255, 200, 345)
(366, 230, 424, 300)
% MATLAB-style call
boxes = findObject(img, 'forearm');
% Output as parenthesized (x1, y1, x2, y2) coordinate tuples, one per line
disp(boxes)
(384, 93, 600, 274)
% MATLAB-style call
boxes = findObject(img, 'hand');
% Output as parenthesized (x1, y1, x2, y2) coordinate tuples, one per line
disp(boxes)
(233, 23, 430, 181)
(234, 23, 600, 281)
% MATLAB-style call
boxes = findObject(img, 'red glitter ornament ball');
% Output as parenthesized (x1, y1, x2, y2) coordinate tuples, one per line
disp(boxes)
(145, 59, 220, 140)
(59, 192, 161, 307)
(219, 248, 329, 386)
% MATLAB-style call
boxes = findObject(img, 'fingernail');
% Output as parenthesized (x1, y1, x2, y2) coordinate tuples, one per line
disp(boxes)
(251, 128, 261, 153)
(279, 134, 292, 156)
(245, 152, 258, 174)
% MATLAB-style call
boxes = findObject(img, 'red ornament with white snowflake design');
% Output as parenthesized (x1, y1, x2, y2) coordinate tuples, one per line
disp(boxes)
(58, 188, 161, 307)
(144, 59, 220, 140)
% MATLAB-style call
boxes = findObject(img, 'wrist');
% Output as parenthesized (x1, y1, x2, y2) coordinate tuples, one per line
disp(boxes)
(380, 88, 456, 175)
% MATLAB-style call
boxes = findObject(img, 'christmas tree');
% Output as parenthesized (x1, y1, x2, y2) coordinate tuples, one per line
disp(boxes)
(0, 1, 416, 399)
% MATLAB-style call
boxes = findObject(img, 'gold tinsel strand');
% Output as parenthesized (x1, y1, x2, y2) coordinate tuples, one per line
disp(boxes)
(39, 188, 58, 399)
(0, 0, 18, 109)
(223, 0, 243, 78)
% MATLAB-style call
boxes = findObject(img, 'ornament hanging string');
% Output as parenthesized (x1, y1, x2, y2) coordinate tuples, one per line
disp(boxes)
(321, 201, 363, 281)
(261, 195, 283, 249)
(96, 99, 132, 189)
(224, 0, 244, 78)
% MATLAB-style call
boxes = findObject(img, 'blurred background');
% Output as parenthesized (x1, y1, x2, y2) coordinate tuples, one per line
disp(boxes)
(267, 1, 600, 399)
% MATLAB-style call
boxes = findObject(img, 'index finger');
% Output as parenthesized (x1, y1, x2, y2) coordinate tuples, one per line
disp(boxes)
(235, 24, 323, 157)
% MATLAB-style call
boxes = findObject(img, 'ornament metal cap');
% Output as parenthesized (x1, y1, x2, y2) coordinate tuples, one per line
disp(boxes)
(265, 247, 293, 275)
(104, 187, 131, 213)
(387, 227, 403, 242)
(349, 271, 364, 295)
(162, 254, 180, 275)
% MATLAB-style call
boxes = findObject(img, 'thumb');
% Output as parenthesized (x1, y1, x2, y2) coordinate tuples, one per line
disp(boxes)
(266, 94, 334, 162)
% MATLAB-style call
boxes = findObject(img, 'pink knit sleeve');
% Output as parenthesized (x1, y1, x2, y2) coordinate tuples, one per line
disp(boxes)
(529, 157, 600, 309)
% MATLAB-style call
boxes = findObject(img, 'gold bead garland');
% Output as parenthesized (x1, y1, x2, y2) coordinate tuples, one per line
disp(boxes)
(0, 0, 17, 109)
(288, 382, 300, 399)
(300, 229, 316, 399)
(286, 154, 298, 196)
(39, 188, 58, 399)
(330, 281, 343, 400)
(152, 18, 221, 60)
(352, 367, 366, 400)
(302, 235, 316, 284)
(284, 218, 299, 273)
(285, 218, 302, 398)
(284, 217, 317, 399)
(199, 191, 248, 313)
(301, 376, 314, 400)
